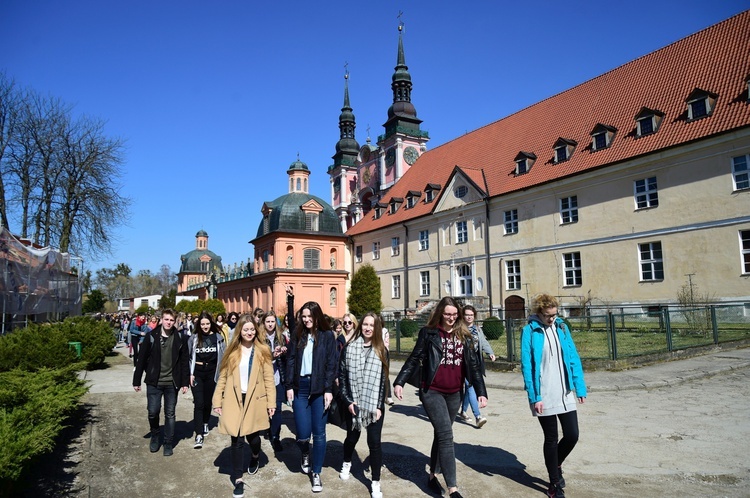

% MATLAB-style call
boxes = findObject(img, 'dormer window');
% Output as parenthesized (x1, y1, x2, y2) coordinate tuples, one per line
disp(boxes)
(424, 183, 441, 203)
(514, 151, 537, 175)
(685, 88, 718, 120)
(406, 190, 421, 208)
(590, 123, 617, 151)
(389, 197, 403, 214)
(634, 107, 664, 137)
(373, 202, 386, 219)
(553, 138, 577, 163)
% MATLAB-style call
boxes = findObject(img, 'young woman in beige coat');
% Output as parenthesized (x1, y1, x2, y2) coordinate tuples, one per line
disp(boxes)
(212, 314, 276, 498)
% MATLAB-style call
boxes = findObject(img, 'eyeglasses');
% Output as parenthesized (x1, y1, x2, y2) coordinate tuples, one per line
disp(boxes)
(442, 313, 458, 318)
(343, 320, 353, 325)
(542, 313, 558, 319)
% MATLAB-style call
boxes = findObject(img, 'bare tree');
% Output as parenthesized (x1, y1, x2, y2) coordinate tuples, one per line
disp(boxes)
(0, 76, 129, 258)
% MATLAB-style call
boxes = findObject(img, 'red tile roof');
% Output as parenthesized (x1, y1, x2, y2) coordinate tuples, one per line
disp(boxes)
(347, 10, 750, 236)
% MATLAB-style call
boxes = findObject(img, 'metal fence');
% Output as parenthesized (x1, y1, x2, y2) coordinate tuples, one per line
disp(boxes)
(385, 304, 750, 362)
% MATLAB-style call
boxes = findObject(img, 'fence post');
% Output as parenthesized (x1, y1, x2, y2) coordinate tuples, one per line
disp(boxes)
(710, 306, 719, 344)
(395, 318, 401, 354)
(664, 308, 673, 352)
(505, 318, 515, 362)
(608, 312, 617, 360)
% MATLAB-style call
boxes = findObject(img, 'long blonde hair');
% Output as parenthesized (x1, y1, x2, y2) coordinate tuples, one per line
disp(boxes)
(219, 313, 271, 374)
(353, 312, 388, 367)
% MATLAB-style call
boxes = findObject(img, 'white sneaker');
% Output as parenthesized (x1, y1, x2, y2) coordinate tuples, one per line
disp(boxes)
(311, 473, 323, 493)
(339, 461, 351, 480)
(386, 397, 394, 406)
(476, 416, 487, 428)
(371, 480, 382, 498)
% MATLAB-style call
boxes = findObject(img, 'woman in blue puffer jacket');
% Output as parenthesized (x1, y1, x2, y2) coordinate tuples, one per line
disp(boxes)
(521, 293, 587, 498)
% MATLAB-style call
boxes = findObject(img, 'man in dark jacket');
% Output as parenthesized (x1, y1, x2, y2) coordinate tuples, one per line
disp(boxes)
(132, 309, 190, 456)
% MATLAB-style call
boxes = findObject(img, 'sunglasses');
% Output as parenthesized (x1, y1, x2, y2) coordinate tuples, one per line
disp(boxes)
(343, 320, 353, 325)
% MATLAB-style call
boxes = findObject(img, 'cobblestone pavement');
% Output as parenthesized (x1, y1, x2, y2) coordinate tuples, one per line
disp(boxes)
(26, 346, 750, 497)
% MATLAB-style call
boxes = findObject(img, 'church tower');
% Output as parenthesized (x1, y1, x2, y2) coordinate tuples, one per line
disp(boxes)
(377, 22, 429, 194)
(329, 72, 360, 231)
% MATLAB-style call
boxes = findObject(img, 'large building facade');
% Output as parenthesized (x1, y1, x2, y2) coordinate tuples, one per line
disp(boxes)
(340, 12, 750, 317)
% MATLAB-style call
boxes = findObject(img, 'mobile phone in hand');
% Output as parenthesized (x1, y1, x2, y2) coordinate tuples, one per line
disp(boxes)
(352, 404, 359, 416)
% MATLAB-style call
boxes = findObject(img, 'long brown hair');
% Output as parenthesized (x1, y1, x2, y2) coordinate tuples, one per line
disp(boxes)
(196, 311, 222, 348)
(219, 313, 271, 374)
(426, 296, 470, 342)
(353, 312, 388, 367)
(293, 301, 330, 347)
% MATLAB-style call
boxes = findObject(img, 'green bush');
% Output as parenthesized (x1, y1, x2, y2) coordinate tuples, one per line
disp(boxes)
(399, 319, 421, 338)
(0, 317, 116, 372)
(482, 316, 504, 340)
(174, 298, 225, 316)
(0, 367, 87, 488)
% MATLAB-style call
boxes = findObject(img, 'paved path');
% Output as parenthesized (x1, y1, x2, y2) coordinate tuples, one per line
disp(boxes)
(56, 345, 750, 497)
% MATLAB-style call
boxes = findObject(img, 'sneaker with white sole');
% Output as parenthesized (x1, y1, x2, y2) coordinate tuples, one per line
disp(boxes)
(476, 416, 487, 428)
(371, 480, 382, 498)
(311, 473, 323, 492)
(203, 423, 209, 435)
(232, 479, 244, 498)
(301, 453, 311, 474)
(339, 461, 352, 480)
(458, 411, 471, 421)
(193, 434, 203, 449)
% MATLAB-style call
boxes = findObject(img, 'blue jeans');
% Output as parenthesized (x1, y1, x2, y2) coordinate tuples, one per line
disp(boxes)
(292, 376, 327, 474)
(421, 388, 462, 489)
(461, 380, 481, 417)
(270, 382, 285, 440)
(147, 384, 178, 444)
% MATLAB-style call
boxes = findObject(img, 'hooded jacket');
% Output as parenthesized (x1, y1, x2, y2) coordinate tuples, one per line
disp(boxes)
(520, 315, 587, 404)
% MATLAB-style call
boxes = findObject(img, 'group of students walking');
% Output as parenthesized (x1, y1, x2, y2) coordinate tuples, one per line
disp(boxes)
(132, 291, 586, 498)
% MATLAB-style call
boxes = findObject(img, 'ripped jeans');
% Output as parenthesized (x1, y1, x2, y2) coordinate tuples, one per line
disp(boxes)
(292, 376, 327, 474)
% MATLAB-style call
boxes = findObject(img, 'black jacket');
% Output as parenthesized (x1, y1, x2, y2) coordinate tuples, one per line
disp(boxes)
(394, 326, 487, 398)
(284, 329, 338, 396)
(132, 326, 190, 389)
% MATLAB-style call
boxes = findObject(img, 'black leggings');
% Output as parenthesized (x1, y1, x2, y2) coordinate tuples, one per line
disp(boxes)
(231, 431, 262, 482)
(343, 409, 385, 481)
(537, 410, 580, 485)
(191, 366, 217, 435)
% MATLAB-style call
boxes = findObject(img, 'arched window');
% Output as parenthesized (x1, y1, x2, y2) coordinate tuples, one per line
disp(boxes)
(304, 248, 320, 269)
(457, 264, 472, 296)
(296, 178, 301, 191)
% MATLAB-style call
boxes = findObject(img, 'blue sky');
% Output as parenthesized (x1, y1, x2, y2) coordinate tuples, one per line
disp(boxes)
(2, 1, 747, 277)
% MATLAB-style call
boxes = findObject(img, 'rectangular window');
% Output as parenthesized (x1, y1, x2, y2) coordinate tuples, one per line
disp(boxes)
(420, 271, 430, 296)
(555, 146, 567, 163)
(504, 209, 518, 234)
(392, 275, 401, 299)
(304, 248, 320, 269)
(516, 159, 527, 175)
(262, 250, 269, 271)
(560, 196, 579, 224)
(741, 230, 750, 274)
(425, 190, 434, 202)
(407, 196, 416, 208)
(355, 245, 362, 263)
(419, 230, 429, 251)
(304, 212, 319, 231)
(372, 242, 380, 260)
(732, 155, 750, 190)
(456, 220, 468, 243)
(391, 237, 400, 256)
(689, 98, 707, 119)
(506, 260, 521, 290)
(634, 177, 659, 209)
(593, 133, 607, 150)
(638, 116, 654, 135)
(639, 242, 664, 281)
(563, 252, 582, 286)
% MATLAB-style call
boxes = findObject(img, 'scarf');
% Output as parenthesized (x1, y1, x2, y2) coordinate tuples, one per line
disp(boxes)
(345, 336, 383, 430)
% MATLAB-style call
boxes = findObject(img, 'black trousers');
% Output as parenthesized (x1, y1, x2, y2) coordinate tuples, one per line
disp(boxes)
(537, 410, 580, 485)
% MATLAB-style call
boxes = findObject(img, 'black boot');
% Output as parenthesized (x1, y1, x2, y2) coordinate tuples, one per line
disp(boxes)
(149, 431, 160, 452)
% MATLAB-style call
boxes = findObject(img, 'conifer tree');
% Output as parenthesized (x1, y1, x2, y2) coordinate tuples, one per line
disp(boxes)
(347, 264, 383, 317)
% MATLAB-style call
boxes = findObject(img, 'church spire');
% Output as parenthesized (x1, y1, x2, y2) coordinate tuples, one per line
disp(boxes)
(333, 68, 360, 166)
(384, 20, 422, 138)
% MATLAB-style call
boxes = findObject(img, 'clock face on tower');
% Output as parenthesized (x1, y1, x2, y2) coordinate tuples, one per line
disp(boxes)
(403, 146, 419, 165)
(385, 147, 396, 167)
